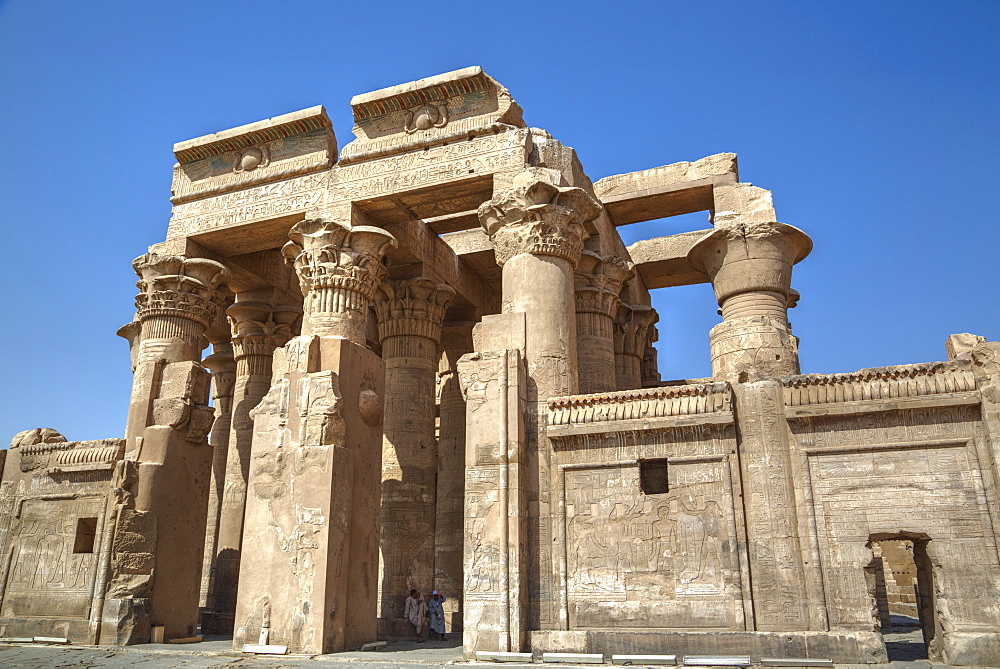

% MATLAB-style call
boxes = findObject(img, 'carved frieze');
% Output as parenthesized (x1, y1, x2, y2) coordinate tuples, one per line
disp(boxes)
(170, 106, 336, 205)
(341, 66, 525, 164)
(783, 361, 978, 409)
(548, 381, 732, 429)
(168, 171, 329, 239)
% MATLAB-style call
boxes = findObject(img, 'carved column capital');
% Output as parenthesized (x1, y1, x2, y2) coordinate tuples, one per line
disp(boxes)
(203, 343, 237, 399)
(613, 304, 658, 391)
(687, 220, 812, 308)
(374, 277, 456, 358)
(574, 251, 633, 317)
(614, 304, 659, 360)
(688, 219, 812, 382)
(281, 219, 396, 341)
(478, 169, 601, 268)
(227, 302, 301, 376)
(133, 254, 232, 330)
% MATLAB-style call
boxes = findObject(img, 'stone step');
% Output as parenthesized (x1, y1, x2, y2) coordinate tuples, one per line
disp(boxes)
(542, 652, 606, 664)
(682, 656, 751, 667)
(475, 650, 535, 663)
(241, 643, 288, 654)
(612, 654, 678, 665)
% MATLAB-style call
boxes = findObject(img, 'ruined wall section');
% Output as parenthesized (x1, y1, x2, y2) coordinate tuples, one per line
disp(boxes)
(784, 361, 1000, 665)
(0, 433, 157, 645)
(545, 382, 746, 631)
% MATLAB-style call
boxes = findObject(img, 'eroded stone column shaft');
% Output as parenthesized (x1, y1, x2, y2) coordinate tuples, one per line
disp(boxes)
(122, 253, 231, 642)
(200, 341, 236, 610)
(234, 219, 394, 654)
(641, 323, 661, 387)
(473, 167, 601, 650)
(435, 322, 474, 632)
(374, 278, 454, 627)
(204, 301, 298, 633)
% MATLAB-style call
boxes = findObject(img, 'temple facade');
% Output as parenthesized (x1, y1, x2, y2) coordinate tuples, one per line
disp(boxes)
(1, 67, 998, 665)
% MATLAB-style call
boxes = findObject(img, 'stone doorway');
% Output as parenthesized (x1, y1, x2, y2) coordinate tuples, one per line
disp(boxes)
(867, 535, 937, 662)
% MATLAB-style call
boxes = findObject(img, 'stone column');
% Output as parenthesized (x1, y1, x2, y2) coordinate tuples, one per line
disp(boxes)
(574, 251, 631, 395)
(203, 301, 298, 633)
(435, 321, 475, 633)
(471, 168, 601, 651)
(199, 340, 236, 610)
(233, 219, 395, 654)
(687, 218, 812, 382)
(373, 277, 455, 633)
(614, 303, 658, 390)
(689, 219, 813, 632)
(119, 254, 230, 642)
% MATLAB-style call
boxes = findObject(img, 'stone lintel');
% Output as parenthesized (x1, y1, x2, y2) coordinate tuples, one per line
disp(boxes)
(627, 229, 712, 289)
(173, 106, 333, 163)
(382, 219, 500, 314)
(594, 154, 739, 227)
(444, 227, 714, 291)
(150, 240, 299, 299)
(423, 208, 481, 234)
(342, 66, 525, 164)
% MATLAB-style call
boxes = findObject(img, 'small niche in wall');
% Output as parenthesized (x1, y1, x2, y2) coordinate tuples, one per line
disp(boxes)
(73, 517, 98, 554)
(639, 458, 669, 494)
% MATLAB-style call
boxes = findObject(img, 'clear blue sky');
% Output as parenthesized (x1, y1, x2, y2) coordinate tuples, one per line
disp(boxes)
(1, 1, 997, 442)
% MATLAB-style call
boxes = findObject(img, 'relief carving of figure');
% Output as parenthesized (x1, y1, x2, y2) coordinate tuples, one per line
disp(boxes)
(675, 495, 723, 592)
(31, 526, 68, 589)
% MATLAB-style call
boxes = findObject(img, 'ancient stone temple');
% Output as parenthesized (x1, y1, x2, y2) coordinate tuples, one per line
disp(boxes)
(1, 66, 999, 665)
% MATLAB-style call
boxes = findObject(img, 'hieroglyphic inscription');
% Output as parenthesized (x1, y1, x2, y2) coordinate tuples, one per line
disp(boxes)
(734, 382, 808, 629)
(168, 172, 328, 237)
(556, 424, 732, 465)
(807, 442, 1000, 628)
(790, 404, 979, 450)
(2, 498, 103, 619)
(564, 461, 739, 629)
(332, 131, 527, 202)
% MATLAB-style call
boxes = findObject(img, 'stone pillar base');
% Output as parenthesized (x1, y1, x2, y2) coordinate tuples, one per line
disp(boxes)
(199, 610, 234, 636)
(376, 617, 421, 640)
(232, 335, 385, 654)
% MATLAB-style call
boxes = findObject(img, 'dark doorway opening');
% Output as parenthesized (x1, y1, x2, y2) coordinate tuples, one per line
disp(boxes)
(868, 534, 937, 662)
